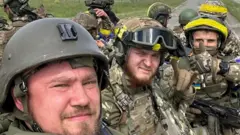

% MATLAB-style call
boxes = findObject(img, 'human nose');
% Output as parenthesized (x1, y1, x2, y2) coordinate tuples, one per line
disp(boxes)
(69, 83, 90, 107)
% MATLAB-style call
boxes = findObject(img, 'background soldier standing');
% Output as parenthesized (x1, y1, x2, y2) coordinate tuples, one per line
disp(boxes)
(147, 2, 172, 28)
(198, 0, 240, 57)
(183, 15, 240, 135)
(173, 8, 198, 46)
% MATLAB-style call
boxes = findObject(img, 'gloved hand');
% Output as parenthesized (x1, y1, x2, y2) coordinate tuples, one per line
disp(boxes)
(171, 57, 198, 93)
(186, 107, 202, 122)
(189, 42, 220, 74)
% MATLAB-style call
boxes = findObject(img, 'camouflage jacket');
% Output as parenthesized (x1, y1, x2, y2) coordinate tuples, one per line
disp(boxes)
(187, 55, 240, 135)
(0, 24, 15, 64)
(222, 30, 240, 57)
(173, 26, 186, 46)
(0, 113, 123, 135)
(102, 59, 195, 135)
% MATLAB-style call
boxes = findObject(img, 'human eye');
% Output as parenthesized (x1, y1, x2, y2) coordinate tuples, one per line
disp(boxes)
(83, 79, 97, 85)
(52, 84, 69, 88)
(83, 79, 98, 89)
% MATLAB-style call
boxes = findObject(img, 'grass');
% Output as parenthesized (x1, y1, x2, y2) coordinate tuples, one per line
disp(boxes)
(0, 0, 185, 19)
(222, 0, 240, 21)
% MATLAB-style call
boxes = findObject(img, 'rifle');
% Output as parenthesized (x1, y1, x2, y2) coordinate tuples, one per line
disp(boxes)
(190, 99, 240, 128)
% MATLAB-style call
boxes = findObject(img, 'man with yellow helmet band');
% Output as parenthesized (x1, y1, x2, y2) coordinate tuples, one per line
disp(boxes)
(183, 15, 240, 135)
(184, 15, 228, 55)
(147, 2, 172, 27)
(198, 0, 227, 21)
(101, 17, 197, 135)
(198, 1, 240, 57)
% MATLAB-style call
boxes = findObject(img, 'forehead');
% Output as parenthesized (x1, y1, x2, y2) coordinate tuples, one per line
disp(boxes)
(130, 47, 159, 55)
(193, 30, 218, 38)
(28, 61, 96, 81)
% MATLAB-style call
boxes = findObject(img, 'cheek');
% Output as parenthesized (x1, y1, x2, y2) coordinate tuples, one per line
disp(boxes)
(87, 88, 100, 106)
(193, 41, 199, 47)
(152, 59, 160, 71)
(28, 84, 67, 122)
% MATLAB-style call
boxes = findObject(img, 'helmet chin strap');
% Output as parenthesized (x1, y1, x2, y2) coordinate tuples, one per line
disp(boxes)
(13, 76, 43, 132)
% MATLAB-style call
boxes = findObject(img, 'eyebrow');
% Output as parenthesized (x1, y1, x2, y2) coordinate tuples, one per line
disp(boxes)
(49, 73, 97, 84)
(82, 73, 98, 82)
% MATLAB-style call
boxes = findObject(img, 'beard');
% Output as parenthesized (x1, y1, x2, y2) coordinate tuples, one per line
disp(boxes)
(61, 106, 101, 135)
(29, 105, 101, 135)
(62, 120, 100, 135)
(124, 64, 157, 87)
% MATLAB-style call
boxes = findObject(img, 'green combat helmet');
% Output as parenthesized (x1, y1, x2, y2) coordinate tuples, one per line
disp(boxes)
(179, 8, 198, 26)
(0, 18, 109, 132)
(147, 2, 171, 27)
(84, 0, 114, 10)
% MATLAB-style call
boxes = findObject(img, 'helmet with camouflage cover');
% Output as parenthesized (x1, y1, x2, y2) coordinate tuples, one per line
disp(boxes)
(0, 18, 109, 129)
(199, 0, 228, 21)
(84, 0, 114, 9)
(73, 12, 98, 39)
(114, 17, 177, 66)
(2, 0, 28, 7)
(179, 8, 198, 26)
(147, 2, 171, 27)
(184, 15, 228, 52)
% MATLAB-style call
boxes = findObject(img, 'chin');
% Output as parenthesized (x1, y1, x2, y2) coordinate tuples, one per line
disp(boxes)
(135, 75, 152, 85)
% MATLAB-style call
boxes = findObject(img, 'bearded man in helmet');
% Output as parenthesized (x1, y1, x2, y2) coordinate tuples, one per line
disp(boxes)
(147, 2, 172, 28)
(198, 0, 240, 57)
(173, 8, 198, 46)
(182, 15, 240, 135)
(0, 18, 124, 135)
(101, 17, 198, 135)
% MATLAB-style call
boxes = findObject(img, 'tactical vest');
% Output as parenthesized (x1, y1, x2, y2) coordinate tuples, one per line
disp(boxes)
(111, 75, 159, 135)
(107, 63, 195, 135)
(190, 55, 240, 135)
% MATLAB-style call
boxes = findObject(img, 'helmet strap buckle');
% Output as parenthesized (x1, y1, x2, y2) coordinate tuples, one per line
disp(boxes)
(14, 76, 28, 98)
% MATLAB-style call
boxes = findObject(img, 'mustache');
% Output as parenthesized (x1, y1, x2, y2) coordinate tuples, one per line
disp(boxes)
(139, 66, 152, 72)
(61, 106, 96, 120)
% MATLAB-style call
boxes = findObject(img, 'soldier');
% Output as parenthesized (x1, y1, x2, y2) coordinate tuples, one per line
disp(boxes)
(0, 16, 14, 64)
(183, 15, 240, 135)
(85, 0, 118, 25)
(84, 0, 119, 25)
(101, 17, 197, 135)
(3, 0, 53, 31)
(73, 12, 99, 40)
(84, 0, 115, 48)
(0, 18, 123, 135)
(147, 2, 172, 28)
(198, 0, 240, 57)
(173, 8, 198, 46)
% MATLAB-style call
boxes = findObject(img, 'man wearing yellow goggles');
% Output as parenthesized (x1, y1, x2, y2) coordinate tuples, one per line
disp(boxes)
(102, 17, 197, 135)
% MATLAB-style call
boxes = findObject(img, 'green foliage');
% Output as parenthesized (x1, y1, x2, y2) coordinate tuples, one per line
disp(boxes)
(222, 0, 240, 21)
(0, 0, 185, 19)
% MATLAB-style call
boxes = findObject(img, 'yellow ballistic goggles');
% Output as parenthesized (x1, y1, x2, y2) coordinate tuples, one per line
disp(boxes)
(115, 26, 177, 51)
(199, 4, 228, 14)
(184, 18, 228, 39)
(100, 28, 111, 36)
